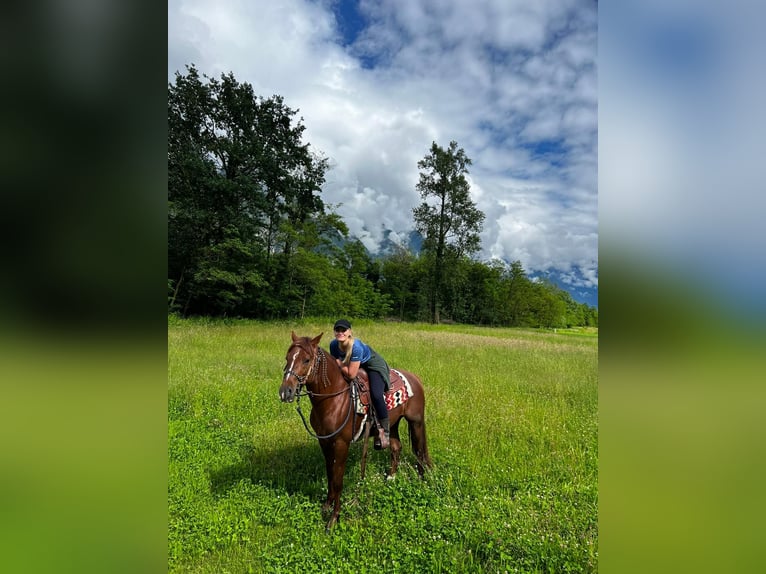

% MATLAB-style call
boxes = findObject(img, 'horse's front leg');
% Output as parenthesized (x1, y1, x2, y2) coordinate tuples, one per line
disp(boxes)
(319, 439, 336, 515)
(360, 420, 372, 479)
(324, 439, 350, 532)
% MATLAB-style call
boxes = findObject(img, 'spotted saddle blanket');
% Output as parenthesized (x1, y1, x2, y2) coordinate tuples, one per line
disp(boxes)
(352, 368, 414, 416)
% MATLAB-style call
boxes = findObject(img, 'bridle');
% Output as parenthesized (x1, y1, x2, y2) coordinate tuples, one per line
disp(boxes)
(284, 346, 356, 440)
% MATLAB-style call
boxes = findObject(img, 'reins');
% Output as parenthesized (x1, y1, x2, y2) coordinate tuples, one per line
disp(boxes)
(292, 347, 357, 440)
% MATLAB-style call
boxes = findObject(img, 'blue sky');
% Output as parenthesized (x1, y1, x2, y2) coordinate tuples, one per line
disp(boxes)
(168, 0, 599, 305)
(335, 0, 367, 47)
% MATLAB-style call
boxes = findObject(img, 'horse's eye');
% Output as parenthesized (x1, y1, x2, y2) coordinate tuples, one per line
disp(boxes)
(302, 359, 310, 365)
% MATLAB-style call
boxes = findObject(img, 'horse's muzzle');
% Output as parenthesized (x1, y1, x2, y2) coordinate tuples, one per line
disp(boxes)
(279, 384, 296, 403)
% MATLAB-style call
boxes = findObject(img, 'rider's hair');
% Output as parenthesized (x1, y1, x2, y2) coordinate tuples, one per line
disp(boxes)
(339, 333, 355, 364)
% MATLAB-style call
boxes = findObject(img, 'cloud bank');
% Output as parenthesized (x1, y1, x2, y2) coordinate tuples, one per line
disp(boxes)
(168, 0, 598, 291)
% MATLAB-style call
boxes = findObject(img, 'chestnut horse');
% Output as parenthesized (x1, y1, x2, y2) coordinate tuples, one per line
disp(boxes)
(279, 331, 432, 531)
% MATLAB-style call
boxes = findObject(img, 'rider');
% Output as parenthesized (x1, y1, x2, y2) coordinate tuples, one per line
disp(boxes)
(329, 319, 391, 449)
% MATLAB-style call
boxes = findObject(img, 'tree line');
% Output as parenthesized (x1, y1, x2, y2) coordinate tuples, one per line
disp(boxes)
(168, 66, 597, 328)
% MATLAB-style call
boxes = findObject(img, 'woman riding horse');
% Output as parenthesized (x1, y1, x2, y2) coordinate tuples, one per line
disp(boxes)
(329, 319, 391, 449)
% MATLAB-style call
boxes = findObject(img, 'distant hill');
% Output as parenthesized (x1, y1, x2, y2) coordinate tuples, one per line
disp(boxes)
(376, 228, 423, 255)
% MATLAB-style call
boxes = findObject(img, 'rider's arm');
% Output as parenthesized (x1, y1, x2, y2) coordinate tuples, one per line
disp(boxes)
(338, 360, 361, 379)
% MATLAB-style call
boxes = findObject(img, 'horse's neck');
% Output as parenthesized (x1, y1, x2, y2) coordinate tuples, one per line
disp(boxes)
(308, 348, 346, 393)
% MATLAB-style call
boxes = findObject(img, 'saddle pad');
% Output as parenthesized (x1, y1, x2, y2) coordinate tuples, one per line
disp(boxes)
(385, 369, 413, 410)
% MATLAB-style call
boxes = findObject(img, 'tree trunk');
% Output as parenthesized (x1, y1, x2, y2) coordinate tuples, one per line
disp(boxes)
(170, 269, 184, 310)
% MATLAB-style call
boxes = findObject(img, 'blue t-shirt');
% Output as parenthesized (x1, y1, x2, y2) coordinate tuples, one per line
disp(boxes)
(329, 338, 371, 364)
(329, 337, 391, 390)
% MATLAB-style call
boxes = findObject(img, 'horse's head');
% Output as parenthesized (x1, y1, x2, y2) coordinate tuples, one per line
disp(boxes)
(279, 331, 323, 402)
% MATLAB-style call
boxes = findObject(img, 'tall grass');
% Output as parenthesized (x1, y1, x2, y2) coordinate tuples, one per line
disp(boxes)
(168, 318, 597, 572)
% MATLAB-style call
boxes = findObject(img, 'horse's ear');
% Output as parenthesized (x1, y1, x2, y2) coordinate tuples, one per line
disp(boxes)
(291, 330, 298, 342)
(311, 332, 323, 347)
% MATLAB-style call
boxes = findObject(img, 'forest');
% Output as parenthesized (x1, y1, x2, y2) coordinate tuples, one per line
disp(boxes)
(168, 66, 597, 328)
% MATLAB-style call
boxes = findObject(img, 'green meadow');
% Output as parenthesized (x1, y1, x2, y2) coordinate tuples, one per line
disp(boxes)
(168, 318, 598, 573)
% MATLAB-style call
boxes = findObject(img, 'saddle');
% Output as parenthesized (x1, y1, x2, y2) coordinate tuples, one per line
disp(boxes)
(352, 368, 413, 415)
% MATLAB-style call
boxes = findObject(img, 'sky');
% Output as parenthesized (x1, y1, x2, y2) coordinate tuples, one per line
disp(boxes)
(599, 0, 766, 316)
(168, 0, 599, 305)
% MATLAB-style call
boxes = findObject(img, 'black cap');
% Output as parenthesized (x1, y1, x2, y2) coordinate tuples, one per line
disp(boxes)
(333, 319, 352, 331)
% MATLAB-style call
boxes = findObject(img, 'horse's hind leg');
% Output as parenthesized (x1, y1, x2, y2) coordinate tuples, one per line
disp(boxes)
(387, 417, 402, 479)
(408, 419, 432, 477)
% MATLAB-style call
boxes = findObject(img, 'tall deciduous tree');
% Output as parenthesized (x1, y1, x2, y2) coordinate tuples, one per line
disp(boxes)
(413, 141, 485, 323)
(168, 65, 331, 316)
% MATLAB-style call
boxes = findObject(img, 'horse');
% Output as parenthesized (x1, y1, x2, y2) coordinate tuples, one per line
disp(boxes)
(279, 331, 432, 531)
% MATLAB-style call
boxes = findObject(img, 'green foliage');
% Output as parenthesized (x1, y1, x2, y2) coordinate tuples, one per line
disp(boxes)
(379, 246, 417, 321)
(192, 227, 265, 313)
(168, 65, 337, 318)
(168, 320, 598, 573)
(376, 255, 597, 329)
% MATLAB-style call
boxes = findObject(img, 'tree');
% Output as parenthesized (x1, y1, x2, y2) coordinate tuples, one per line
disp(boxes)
(413, 141, 485, 323)
(463, 259, 507, 325)
(529, 279, 567, 328)
(168, 65, 330, 316)
(503, 260, 532, 326)
(379, 245, 418, 321)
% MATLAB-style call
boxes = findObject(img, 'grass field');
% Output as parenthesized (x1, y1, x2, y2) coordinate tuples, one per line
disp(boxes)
(168, 318, 598, 573)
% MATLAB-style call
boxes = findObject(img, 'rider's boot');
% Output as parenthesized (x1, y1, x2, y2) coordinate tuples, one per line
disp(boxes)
(376, 417, 390, 450)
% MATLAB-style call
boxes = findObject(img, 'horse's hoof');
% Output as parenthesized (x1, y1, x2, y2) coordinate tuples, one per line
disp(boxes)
(325, 516, 338, 532)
